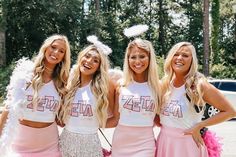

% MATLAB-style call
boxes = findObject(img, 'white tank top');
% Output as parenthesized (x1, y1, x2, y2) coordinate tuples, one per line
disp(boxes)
(22, 80, 60, 122)
(65, 83, 99, 134)
(118, 81, 156, 127)
(160, 84, 204, 129)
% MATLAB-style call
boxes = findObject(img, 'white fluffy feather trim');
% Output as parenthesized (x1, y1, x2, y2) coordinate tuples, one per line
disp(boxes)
(0, 58, 34, 155)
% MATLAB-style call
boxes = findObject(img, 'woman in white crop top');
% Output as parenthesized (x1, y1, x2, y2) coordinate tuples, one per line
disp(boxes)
(107, 26, 162, 157)
(0, 34, 71, 157)
(58, 35, 115, 157)
(156, 42, 236, 157)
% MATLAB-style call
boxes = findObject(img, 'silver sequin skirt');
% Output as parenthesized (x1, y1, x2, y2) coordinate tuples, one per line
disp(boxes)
(59, 129, 103, 157)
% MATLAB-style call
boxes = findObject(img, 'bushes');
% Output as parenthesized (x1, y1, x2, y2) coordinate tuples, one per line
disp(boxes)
(0, 62, 15, 106)
(210, 63, 236, 79)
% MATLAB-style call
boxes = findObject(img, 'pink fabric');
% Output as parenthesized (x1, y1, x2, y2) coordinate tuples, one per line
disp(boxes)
(112, 124, 156, 157)
(203, 130, 222, 157)
(156, 125, 208, 157)
(11, 122, 61, 157)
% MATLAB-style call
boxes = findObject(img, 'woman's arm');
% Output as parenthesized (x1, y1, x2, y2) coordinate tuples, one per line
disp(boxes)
(106, 84, 120, 128)
(185, 80, 236, 147)
(0, 109, 9, 136)
(198, 81, 236, 127)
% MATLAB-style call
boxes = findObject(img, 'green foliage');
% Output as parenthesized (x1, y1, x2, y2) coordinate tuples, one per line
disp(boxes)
(0, 0, 234, 83)
(3, 0, 82, 64)
(156, 55, 165, 79)
(210, 63, 236, 79)
(0, 61, 15, 105)
(211, 0, 220, 64)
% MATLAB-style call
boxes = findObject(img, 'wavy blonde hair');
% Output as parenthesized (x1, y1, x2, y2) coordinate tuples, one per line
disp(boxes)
(122, 38, 162, 113)
(31, 34, 71, 110)
(60, 45, 110, 128)
(161, 42, 207, 108)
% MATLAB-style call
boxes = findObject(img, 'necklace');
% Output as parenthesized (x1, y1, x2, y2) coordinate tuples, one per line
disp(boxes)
(44, 66, 54, 73)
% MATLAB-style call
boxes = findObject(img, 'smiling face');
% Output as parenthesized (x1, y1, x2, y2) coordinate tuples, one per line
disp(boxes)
(79, 50, 101, 78)
(44, 39, 66, 68)
(128, 46, 149, 78)
(171, 46, 193, 76)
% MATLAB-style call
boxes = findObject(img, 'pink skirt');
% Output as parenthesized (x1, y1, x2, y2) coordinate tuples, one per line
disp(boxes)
(11, 122, 61, 157)
(112, 124, 156, 157)
(156, 125, 208, 157)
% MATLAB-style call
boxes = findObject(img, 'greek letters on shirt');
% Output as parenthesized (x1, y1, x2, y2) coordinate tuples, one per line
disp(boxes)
(70, 100, 93, 117)
(161, 100, 183, 118)
(26, 95, 59, 112)
(122, 95, 155, 112)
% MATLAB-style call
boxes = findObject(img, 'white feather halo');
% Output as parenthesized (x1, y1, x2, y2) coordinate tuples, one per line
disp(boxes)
(87, 35, 112, 55)
(124, 24, 149, 38)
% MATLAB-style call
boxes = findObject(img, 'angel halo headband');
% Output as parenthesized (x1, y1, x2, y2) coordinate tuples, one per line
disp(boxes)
(123, 24, 149, 38)
(87, 35, 112, 55)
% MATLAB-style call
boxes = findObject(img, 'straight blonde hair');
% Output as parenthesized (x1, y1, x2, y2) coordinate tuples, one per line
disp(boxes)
(122, 38, 162, 113)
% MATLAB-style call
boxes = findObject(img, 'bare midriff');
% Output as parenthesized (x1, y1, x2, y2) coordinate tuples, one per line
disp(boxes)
(19, 119, 54, 128)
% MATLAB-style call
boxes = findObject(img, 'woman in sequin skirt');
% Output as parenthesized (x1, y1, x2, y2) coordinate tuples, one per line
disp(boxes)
(58, 35, 114, 157)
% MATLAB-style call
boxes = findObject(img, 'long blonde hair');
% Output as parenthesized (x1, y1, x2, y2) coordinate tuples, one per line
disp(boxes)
(60, 45, 110, 128)
(162, 42, 206, 107)
(31, 34, 71, 110)
(123, 38, 162, 113)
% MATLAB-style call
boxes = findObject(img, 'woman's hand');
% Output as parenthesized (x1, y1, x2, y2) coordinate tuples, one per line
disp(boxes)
(184, 124, 204, 147)
(154, 114, 162, 127)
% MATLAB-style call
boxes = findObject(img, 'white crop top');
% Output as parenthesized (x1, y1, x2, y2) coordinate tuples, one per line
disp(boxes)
(160, 84, 204, 129)
(22, 80, 60, 123)
(65, 83, 99, 134)
(118, 81, 156, 127)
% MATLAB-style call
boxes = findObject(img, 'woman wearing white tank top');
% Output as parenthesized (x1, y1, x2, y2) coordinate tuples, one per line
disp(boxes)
(58, 35, 115, 157)
(107, 25, 162, 157)
(0, 34, 71, 157)
(156, 42, 236, 157)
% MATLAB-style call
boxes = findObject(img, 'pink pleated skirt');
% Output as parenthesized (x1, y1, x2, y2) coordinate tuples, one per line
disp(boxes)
(156, 125, 209, 157)
(11, 122, 61, 157)
(112, 124, 156, 157)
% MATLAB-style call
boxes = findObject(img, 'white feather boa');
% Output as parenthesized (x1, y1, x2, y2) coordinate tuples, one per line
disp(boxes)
(0, 58, 34, 156)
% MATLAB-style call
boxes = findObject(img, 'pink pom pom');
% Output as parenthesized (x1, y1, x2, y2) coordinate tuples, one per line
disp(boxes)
(203, 130, 223, 157)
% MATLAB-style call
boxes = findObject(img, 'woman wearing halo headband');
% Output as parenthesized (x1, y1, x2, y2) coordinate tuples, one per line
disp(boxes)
(0, 34, 71, 157)
(59, 35, 115, 157)
(107, 25, 162, 157)
(156, 42, 236, 157)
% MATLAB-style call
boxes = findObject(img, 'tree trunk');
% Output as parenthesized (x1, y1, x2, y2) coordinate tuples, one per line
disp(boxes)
(95, 0, 100, 14)
(158, 0, 165, 54)
(203, 0, 210, 76)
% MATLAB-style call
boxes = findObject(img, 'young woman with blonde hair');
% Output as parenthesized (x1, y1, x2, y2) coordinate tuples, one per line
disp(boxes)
(156, 42, 236, 157)
(108, 34, 162, 156)
(59, 35, 114, 157)
(0, 34, 71, 157)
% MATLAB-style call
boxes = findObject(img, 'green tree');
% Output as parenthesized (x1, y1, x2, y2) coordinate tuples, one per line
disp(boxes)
(3, 0, 82, 64)
(211, 0, 220, 64)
